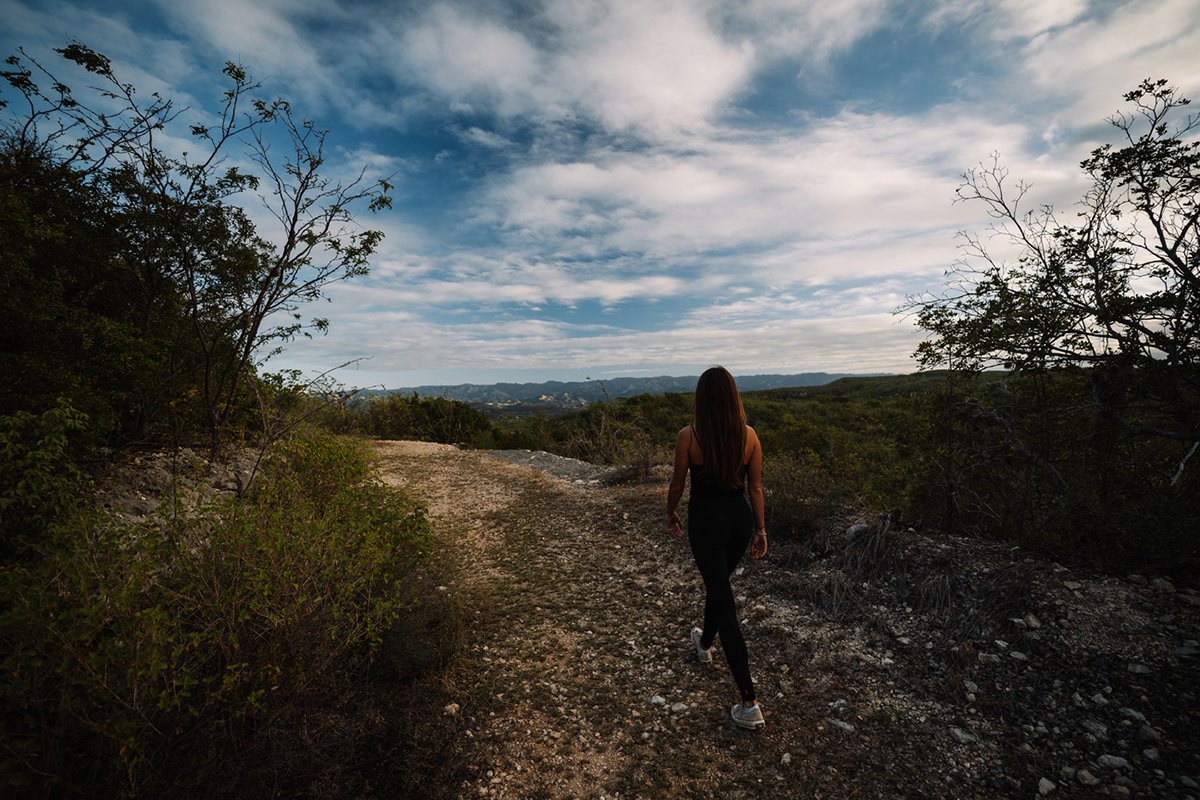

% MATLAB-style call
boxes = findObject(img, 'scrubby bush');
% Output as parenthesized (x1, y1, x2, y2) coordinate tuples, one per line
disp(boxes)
(0, 401, 90, 559)
(762, 448, 837, 540)
(361, 393, 495, 447)
(0, 434, 432, 795)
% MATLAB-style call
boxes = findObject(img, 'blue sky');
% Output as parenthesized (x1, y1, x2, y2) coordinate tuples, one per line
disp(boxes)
(3, 0, 1198, 388)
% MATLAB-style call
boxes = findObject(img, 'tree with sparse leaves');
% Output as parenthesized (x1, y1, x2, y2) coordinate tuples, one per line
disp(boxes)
(1, 42, 392, 449)
(908, 79, 1198, 568)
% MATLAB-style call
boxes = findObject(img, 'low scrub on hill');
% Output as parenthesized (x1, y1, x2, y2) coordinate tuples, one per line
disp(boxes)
(0, 433, 433, 796)
(475, 372, 1196, 580)
(359, 393, 495, 447)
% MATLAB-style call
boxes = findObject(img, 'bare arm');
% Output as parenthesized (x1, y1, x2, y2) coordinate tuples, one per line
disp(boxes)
(666, 427, 690, 538)
(745, 426, 768, 558)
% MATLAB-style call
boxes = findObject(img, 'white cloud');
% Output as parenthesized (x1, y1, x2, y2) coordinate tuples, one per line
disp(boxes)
(716, 0, 893, 68)
(288, 300, 922, 384)
(331, 262, 684, 307)
(457, 126, 513, 149)
(549, 0, 756, 133)
(397, 4, 544, 117)
(1015, 0, 1200, 123)
(474, 102, 1063, 290)
(388, 0, 757, 136)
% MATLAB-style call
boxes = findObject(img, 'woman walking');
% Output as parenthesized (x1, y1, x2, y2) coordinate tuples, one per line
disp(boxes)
(667, 366, 768, 730)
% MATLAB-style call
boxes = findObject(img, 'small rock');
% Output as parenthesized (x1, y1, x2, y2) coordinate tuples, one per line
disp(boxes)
(1137, 724, 1162, 743)
(1038, 777, 1056, 795)
(1104, 786, 1130, 797)
(444, 703, 460, 716)
(1011, 651, 1029, 661)
(844, 521, 870, 539)
(1092, 693, 1109, 706)
(1180, 776, 1200, 790)
(650, 695, 666, 706)
(978, 653, 1001, 665)
(1126, 663, 1151, 674)
(1064, 581, 1083, 590)
(949, 727, 977, 744)
(1097, 754, 1130, 770)
(1083, 721, 1109, 739)
(669, 702, 688, 714)
(829, 719, 855, 733)
(1128, 574, 1148, 586)
(1078, 769, 1100, 786)
(1024, 613, 1042, 629)
(1143, 747, 1160, 761)
(963, 680, 979, 694)
(1150, 577, 1175, 594)
(1060, 767, 1077, 781)
(781, 753, 792, 766)
(1119, 707, 1146, 723)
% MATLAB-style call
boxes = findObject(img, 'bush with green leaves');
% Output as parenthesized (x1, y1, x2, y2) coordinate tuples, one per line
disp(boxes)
(0, 434, 432, 795)
(0, 400, 90, 559)
(361, 393, 495, 446)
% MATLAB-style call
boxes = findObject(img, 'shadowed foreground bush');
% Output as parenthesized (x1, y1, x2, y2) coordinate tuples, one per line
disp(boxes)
(1, 434, 432, 796)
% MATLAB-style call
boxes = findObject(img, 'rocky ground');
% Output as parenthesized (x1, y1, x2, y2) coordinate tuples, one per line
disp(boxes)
(372, 441, 1200, 800)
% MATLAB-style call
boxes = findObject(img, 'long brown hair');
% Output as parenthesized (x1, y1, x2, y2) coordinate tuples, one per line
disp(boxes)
(692, 366, 747, 489)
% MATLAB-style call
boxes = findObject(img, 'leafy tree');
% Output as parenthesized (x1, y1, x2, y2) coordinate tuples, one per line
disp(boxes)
(0, 144, 151, 440)
(1, 43, 392, 448)
(908, 79, 1198, 569)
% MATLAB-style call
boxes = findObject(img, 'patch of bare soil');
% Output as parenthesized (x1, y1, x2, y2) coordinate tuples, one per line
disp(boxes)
(373, 440, 1200, 799)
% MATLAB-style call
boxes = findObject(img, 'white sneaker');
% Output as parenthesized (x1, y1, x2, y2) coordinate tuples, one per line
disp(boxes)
(690, 627, 712, 663)
(731, 702, 765, 730)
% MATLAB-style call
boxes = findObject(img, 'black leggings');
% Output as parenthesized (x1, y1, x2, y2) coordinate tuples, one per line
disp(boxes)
(687, 495, 755, 703)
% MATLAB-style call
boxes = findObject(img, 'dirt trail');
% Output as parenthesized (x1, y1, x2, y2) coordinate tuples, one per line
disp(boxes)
(373, 441, 1200, 800)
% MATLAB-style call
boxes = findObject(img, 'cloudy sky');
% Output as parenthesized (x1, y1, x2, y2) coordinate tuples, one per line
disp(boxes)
(3, 0, 1198, 388)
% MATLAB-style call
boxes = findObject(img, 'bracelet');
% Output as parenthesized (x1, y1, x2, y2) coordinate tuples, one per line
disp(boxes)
(755, 530, 767, 537)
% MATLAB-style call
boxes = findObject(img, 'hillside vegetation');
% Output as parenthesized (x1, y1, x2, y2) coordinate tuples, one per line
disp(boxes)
(355, 370, 1197, 580)
(0, 44, 435, 795)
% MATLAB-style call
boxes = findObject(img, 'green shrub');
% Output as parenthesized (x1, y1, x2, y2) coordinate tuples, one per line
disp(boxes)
(0, 434, 432, 795)
(762, 449, 837, 539)
(0, 400, 90, 559)
(362, 394, 494, 446)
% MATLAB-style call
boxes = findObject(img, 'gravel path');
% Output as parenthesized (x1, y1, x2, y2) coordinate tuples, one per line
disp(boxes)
(372, 440, 1200, 800)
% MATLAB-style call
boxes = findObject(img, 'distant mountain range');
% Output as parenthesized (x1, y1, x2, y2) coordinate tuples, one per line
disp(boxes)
(361, 373, 868, 415)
